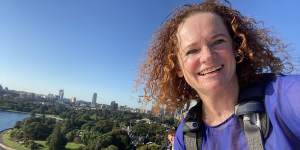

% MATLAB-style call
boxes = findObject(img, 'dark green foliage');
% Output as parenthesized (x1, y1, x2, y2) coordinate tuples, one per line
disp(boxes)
(92, 120, 114, 133)
(11, 117, 56, 140)
(137, 143, 160, 150)
(14, 121, 22, 128)
(61, 118, 76, 134)
(80, 130, 100, 146)
(47, 125, 68, 150)
(65, 130, 76, 142)
(90, 129, 132, 150)
(10, 129, 24, 140)
(161, 116, 178, 127)
(24, 140, 44, 150)
(131, 121, 167, 146)
(2, 98, 177, 149)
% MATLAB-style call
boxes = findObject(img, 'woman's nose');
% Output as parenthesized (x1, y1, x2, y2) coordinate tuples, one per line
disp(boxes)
(199, 45, 214, 63)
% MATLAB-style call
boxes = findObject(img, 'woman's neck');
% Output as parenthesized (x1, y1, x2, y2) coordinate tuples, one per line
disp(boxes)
(200, 79, 239, 126)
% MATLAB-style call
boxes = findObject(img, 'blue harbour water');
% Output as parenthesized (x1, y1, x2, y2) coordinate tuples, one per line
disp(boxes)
(0, 111, 29, 131)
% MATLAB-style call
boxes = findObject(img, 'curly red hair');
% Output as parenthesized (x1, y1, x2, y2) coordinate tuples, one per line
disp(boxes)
(137, 0, 292, 112)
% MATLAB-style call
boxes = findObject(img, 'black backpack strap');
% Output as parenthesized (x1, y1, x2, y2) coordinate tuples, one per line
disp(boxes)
(235, 73, 275, 150)
(183, 102, 202, 150)
(235, 100, 270, 139)
(235, 101, 265, 150)
(184, 123, 201, 150)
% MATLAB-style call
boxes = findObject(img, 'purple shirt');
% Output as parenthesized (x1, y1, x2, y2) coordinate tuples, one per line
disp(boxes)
(174, 75, 300, 150)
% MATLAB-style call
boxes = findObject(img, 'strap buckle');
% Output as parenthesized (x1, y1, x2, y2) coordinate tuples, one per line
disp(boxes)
(234, 100, 265, 116)
(183, 121, 200, 133)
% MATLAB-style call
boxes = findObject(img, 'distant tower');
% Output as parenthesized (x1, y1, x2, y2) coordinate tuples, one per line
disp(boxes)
(59, 89, 64, 102)
(70, 97, 76, 103)
(91, 92, 97, 108)
(138, 95, 147, 113)
(110, 101, 118, 111)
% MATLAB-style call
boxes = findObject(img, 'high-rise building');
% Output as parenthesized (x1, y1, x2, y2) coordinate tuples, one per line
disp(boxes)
(138, 95, 147, 113)
(47, 93, 55, 100)
(70, 97, 76, 103)
(59, 89, 64, 102)
(110, 101, 118, 111)
(91, 92, 97, 108)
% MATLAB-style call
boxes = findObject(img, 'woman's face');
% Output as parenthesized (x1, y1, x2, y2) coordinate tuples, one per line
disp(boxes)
(176, 12, 237, 96)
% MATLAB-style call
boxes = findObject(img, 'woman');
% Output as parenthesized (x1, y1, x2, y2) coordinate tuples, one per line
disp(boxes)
(138, 0, 300, 149)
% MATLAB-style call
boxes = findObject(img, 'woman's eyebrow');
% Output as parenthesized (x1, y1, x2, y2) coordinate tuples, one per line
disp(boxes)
(210, 33, 228, 39)
(184, 42, 199, 50)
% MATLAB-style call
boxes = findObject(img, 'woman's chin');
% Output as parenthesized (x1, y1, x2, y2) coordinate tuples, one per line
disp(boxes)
(195, 79, 231, 94)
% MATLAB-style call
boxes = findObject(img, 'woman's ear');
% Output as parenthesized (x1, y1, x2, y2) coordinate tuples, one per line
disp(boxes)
(177, 69, 184, 77)
(175, 53, 184, 77)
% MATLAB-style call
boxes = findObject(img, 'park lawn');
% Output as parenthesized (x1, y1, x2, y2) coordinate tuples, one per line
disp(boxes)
(66, 142, 85, 150)
(35, 140, 85, 150)
(1, 130, 28, 150)
(35, 140, 48, 150)
(2, 130, 84, 150)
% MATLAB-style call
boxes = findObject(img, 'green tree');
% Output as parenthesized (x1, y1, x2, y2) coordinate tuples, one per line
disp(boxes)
(94, 129, 132, 150)
(65, 130, 76, 142)
(47, 125, 68, 150)
(19, 117, 55, 140)
(137, 143, 160, 150)
(22, 121, 52, 140)
(93, 120, 114, 134)
(80, 130, 99, 146)
(61, 119, 76, 134)
(24, 140, 43, 150)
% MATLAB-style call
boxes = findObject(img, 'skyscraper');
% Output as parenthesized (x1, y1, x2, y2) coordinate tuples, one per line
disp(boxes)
(110, 101, 118, 111)
(91, 92, 97, 108)
(70, 97, 76, 103)
(59, 89, 64, 102)
(138, 95, 147, 113)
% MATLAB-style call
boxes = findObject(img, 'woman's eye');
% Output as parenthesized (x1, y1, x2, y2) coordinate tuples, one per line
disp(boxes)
(186, 49, 199, 56)
(212, 39, 225, 45)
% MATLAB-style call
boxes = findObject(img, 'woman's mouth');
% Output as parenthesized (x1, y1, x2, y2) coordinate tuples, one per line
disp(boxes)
(198, 65, 224, 76)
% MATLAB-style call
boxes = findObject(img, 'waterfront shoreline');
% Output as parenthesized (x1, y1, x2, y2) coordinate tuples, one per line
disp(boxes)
(0, 109, 63, 121)
(0, 128, 12, 134)
(0, 109, 30, 115)
(0, 111, 29, 133)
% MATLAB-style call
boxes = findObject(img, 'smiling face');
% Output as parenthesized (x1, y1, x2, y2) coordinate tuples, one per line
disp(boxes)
(176, 12, 238, 97)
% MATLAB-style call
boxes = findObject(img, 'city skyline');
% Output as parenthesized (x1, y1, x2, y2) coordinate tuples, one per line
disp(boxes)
(0, 84, 127, 110)
(1, 0, 299, 108)
(0, 84, 102, 103)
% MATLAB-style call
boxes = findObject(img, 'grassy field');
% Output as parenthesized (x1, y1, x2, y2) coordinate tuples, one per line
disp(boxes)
(35, 140, 48, 150)
(65, 142, 85, 150)
(1, 130, 85, 150)
(1, 130, 28, 150)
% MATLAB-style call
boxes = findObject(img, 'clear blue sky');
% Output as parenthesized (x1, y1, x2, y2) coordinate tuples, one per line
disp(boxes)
(0, 0, 299, 108)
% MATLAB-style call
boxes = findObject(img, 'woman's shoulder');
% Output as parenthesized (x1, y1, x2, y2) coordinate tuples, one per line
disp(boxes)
(265, 74, 300, 104)
(266, 74, 300, 92)
(272, 74, 300, 83)
(265, 74, 300, 140)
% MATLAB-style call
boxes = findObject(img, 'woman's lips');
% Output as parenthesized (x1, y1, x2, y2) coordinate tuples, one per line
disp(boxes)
(198, 65, 224, 76)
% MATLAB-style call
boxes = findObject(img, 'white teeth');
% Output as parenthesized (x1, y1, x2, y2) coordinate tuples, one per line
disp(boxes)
(199, 65, 223, 76)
